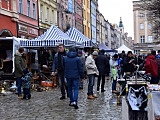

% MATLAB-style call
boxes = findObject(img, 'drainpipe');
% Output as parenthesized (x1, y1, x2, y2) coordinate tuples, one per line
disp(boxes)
(37, 0, 40, 36)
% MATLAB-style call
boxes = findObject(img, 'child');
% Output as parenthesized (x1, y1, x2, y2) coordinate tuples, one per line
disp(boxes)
(110, 54, 119, 93)
(21, 68, 32, 100)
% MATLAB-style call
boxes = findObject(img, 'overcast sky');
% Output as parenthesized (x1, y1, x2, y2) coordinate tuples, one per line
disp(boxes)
(98, 0, 134, 39)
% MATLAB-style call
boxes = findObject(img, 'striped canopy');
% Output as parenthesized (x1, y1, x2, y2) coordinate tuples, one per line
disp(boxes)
(66, 27, 93, 47)
(20, 25, 83, 48)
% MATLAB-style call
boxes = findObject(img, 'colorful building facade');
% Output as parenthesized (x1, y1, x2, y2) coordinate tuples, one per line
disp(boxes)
(39, 0, 57, 34)
(75, 0, 83, 33)
(0, 0, 18, 37)
(91, 0, 97, 43)
(17, 0, 39, 39)
(83, 0, 91, 39)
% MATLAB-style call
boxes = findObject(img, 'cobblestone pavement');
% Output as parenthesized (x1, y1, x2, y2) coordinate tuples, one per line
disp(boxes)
(0, 79, 122, 120)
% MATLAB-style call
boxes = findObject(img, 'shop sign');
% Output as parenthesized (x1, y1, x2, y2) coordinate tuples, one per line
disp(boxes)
(18, 24, 28, 33)
(29, 28, 38, 36)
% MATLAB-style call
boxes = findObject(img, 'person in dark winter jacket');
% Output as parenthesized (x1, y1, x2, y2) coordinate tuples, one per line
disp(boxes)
(145, 50, 159, 84)
(119, 51, 127, 76)
(95, 49, 110, 92)
(51, 44, 68, 100)
(64, 47, 84, 109)
(77, 50, 85, 89)
(21, 68, 32, 100)
(14, 47, 27, 98)
(123, 51, 136, 74)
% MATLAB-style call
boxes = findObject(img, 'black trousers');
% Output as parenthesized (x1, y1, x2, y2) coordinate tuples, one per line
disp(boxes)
(23, 88, 31, 99)
(97, 75, 105, 91)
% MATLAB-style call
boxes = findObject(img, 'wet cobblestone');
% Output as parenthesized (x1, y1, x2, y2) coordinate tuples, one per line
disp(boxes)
(0, 80, 122, 120)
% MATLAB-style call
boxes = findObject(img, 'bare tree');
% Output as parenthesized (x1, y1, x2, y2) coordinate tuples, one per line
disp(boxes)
(141, 0, 160, 41)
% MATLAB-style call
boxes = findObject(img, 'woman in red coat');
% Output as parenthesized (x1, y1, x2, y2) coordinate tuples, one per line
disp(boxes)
(145, 50, 159, 84)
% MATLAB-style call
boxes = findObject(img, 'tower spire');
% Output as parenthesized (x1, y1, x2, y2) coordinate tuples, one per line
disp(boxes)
(119, 17, 124, 28)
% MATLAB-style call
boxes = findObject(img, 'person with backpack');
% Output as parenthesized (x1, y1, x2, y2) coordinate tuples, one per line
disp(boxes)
(145, 50, 159, 84)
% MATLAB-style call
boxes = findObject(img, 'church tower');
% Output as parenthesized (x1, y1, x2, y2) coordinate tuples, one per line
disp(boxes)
(119, 17, 124, 33)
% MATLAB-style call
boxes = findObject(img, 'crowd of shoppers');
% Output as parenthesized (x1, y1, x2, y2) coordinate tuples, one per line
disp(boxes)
(14, 44, 160, 110)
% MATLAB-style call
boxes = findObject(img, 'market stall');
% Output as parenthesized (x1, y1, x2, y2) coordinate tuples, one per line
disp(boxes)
(20, 25, 83, 48)
(98, 42, 116, 52)
(66, 26, 93, 48)
(116, 44, 133, 53)
(20, 25, 83, 90)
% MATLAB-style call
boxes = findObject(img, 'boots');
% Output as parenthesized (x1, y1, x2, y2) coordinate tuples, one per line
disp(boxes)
(87, 95, 95, 99)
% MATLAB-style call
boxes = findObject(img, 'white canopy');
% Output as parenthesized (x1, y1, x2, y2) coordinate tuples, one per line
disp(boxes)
(116, 44, 133, 53)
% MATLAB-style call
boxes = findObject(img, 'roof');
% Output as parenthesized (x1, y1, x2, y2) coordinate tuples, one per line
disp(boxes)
(66, 26, 93, 47)
(20, 25, 83, 48)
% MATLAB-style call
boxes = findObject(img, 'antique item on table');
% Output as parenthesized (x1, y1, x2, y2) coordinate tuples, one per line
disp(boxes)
(0, 87, 5, 93)
(42, 65, 51, 72)
(41, 81, 53, 87)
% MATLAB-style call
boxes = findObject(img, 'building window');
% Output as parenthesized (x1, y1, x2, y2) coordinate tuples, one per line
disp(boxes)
(83, 9, 86, 20)
(140, 23, 144, 29)
(27, 0, 30, 17)
(46, 7, 49, 22)
(87, 12, 90, 21)
(33, 3, 36, 19)
(139, 13, 144, 18)
(51, 10, 54, 24)
(148, 36, 153, 43)
(88, 27, 90, 38)
(148, 23, 152, 29)
(140, 36, 145, 43)
(84, 25, 86, 34)
(83, 0, 85, 5)
(40, 4, 43, 21)
(19, 0, 23, 14)
(92, 30, 96, 39)
(87, 0, 90, 8)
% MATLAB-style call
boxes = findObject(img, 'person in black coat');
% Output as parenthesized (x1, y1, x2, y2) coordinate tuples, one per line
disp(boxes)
(123, 51, 136, 74)
(95, 50, 110, 92)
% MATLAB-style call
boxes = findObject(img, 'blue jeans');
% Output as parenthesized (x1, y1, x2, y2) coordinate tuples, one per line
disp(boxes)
(58, 73, 68, 97)
(112, 79, 117, 91)
(17, 77, 22, 95)
(67, 78, 79, 103)
(87, 74, 95, 96)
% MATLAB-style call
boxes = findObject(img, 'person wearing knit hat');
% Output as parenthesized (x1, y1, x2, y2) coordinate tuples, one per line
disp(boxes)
(77, 50, 83, 55)
(92, 51, 98, 56)
(69, 47, 76, 52)
(85, 51, 99, 99)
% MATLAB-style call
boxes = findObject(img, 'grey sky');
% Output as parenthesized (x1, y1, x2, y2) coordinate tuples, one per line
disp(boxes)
(98, 0, 134, 39)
